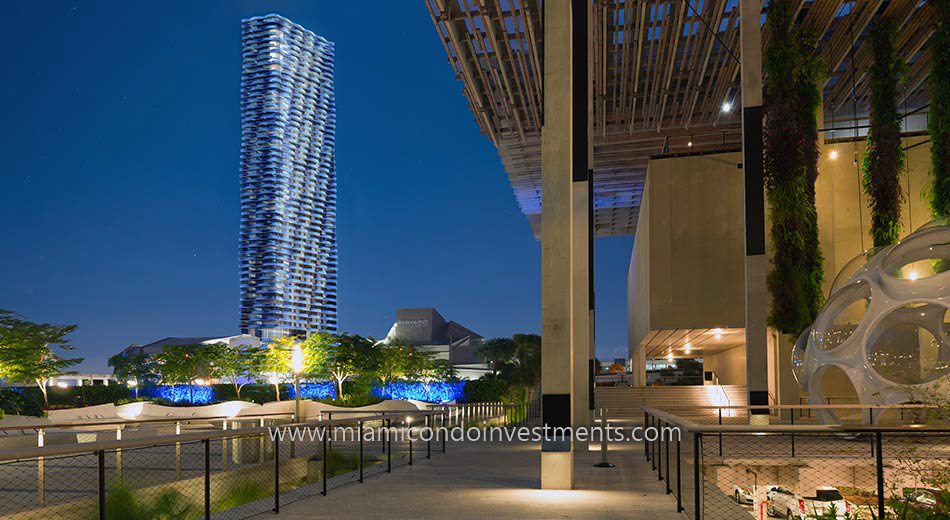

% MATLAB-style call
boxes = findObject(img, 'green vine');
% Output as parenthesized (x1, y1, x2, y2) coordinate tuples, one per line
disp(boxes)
(862, 18, 907, 247)
(763, 0, 826, 334)
(930, 0, 950, 221)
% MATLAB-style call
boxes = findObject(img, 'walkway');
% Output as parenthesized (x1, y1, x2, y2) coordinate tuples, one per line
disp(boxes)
(258, 438, 687, 520)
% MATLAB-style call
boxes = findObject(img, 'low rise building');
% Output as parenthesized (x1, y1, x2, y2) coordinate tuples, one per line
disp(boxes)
(384, 308, 488, 380)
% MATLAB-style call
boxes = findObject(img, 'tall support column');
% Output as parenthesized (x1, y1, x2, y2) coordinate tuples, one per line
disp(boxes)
(740, 0, 769, 423)
(542, 0, 588, 489)
(571, 0, 593, 450)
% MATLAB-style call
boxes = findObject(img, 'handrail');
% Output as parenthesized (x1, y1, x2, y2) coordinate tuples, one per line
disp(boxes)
(655, 403, 938, 410)
(0, 400, 514, 433)
(0, 409, 443, 462)
(0, 411, 297, 433)
(642, 406, 950, 434)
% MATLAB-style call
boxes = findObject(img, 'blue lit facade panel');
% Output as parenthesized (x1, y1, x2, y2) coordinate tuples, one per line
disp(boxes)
(239, 14, 337, 340)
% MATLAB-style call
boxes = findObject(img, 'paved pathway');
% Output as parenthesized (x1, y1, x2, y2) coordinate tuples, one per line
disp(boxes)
(259, 439, 687, 519)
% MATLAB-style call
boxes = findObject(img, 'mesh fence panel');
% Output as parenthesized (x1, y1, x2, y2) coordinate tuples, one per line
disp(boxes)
(0, 411, 456, 519)
(0, 452, 99, 520)
(644, 410, 950, 520)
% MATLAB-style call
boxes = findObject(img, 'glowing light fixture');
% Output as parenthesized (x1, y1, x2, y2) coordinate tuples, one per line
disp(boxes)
(291, 343, 304, 374)
(712, 327, 724, 340)
(829, 149, 839, 160)
(666, 352, 674, 361)
(721, 101, 732, 113)
(906, 271, 919, 281)
(684, 343, 692, 354)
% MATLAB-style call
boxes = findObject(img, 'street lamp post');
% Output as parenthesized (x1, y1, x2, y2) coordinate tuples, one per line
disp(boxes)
(291, 343, 304, 422)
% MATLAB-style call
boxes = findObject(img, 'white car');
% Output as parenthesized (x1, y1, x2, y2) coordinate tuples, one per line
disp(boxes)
(733, 485, 755, 505)
(767, 486, 852, 519)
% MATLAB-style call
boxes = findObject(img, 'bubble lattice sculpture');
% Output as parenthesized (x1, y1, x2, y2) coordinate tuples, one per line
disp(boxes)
(794, 224, 950, 424)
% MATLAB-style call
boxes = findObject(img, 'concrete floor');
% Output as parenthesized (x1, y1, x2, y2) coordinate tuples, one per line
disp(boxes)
(258, 440, 687, 520)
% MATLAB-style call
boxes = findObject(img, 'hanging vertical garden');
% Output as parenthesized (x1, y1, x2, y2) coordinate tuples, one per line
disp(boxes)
(862, 18, 906, 247)
(763, 0, 826, 334)
(930, 0, 950, 221)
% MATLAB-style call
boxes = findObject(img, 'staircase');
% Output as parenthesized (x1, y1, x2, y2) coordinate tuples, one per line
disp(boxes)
(593, 385, 748, 424)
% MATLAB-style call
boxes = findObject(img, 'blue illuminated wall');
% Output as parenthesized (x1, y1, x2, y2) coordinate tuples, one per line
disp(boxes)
(286, 381, 336, 399)
(373, 381, 466, 403)
(142, 385, 215, 404)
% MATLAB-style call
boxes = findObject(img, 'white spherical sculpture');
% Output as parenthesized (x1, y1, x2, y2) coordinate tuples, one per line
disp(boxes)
(793, 223, 950, 424)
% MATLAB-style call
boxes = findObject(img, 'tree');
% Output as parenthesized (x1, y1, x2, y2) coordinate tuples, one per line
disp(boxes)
(108, 351, 157, 397)
(208, 343, 256, 401)
(299, 331, 333, 377)
(408, 351, 456, 399)
(375, 339, 416, 390)
(863, 17, 907, 248)
(476, 337, 515, 379)
(258, 337, 295, 401)
(322, 333, 378, 401)
(505, 334, 541, 390)
(0, 310, 82, 408)
(153, 344, 216, 404)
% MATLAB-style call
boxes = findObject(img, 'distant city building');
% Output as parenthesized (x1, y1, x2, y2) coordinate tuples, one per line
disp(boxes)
(384, 308, 488, 380)
(49, 374, 117, 387)
(0, 373, 117, 388)
(239, 14, 338, 340)
(119, 334, 261, 357)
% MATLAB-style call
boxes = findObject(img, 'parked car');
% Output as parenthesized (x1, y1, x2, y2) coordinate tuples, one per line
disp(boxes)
(733, 485, 755, 505)
(903, 488, 944, 510)
(767, 486, 851, 519)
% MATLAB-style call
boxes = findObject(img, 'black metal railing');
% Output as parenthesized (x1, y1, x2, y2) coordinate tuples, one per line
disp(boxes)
(643, 406, 950, 520)
(0, 400, 535, 520)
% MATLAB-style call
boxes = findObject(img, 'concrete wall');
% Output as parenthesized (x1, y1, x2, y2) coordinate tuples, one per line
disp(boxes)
(703, 345, 747, 386)
(816, 135, 932, 295)
(629, 137, 934, 388)
(641, 153, 746, 331)
(630, 177, 652, 375)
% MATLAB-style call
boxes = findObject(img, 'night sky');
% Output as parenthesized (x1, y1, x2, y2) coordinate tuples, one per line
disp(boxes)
(0, 1, 632, 372)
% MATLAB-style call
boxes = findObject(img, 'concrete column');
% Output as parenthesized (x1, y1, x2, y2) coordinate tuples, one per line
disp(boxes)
(740, 0, 769, 423)
(541, 0, 576, 490)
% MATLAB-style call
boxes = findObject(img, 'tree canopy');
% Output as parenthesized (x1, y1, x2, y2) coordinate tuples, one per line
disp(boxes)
(0, 310, 82, 407)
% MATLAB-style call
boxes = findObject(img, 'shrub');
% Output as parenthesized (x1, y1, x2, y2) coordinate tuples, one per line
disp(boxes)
(462, 377, 508, 403)
(213, 480, 270, 512)
(101, 484, 196, 520)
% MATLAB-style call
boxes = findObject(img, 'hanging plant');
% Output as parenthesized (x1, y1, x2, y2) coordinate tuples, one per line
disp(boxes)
(862, 18, 907, 247)
(929, 0, 950, 220)
(795, 32, 827, 324)
(763, 0, 826, 334)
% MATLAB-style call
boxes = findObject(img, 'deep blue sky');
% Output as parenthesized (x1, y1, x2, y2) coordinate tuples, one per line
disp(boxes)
(0, 1, 632, 373)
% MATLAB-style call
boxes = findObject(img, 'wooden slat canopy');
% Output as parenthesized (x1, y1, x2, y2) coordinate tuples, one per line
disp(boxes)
(426, 0, 933, 237)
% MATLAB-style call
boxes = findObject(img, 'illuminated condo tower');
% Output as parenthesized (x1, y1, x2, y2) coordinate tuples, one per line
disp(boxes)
(239, 14, 338, 340)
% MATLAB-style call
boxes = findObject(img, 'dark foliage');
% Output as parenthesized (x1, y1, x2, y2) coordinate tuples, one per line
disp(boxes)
(930, 0, 950, 220)
(763, 0, 826, 334)
(461, 378, 508, 403)
(862, 18, 907, 247)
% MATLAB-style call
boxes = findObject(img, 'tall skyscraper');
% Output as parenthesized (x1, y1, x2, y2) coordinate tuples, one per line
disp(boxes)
(239, 14, 337, 340)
